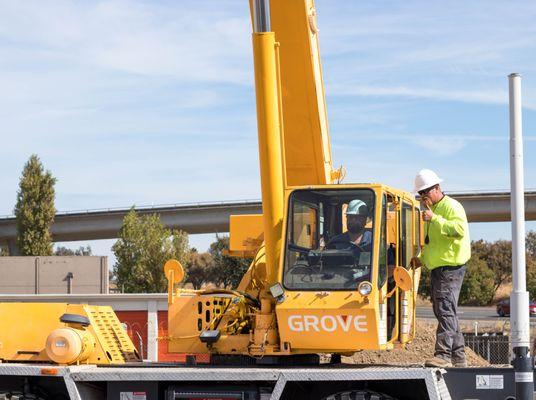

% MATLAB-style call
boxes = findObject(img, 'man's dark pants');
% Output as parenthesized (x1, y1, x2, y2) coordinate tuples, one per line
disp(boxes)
(430, 265, 467, 362)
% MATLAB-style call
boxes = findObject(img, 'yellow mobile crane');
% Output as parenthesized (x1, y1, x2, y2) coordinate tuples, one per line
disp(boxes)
(0, 0, 421, 369)
(163, 0, 423, 360)
(0, 1, 524, 399)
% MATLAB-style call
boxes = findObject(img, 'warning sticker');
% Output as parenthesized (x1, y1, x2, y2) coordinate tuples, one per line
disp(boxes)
(476, 375, 504, 390)
(515, 372, 534, 383)
(120, 392, 147, 400)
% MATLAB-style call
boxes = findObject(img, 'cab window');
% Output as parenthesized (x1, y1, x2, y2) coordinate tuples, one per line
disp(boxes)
(291, 201, 318, 249)
(414, 207, 421, 256)
(400, 202, 413, 268)
(283, 189, 375, 291)
(378, 194, 388, 288)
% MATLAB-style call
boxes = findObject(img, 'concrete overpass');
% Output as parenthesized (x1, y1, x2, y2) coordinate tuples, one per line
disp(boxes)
(1, 191, 535, 253)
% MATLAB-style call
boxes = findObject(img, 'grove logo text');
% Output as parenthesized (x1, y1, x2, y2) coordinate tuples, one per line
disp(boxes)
(288, 314, 367, 333)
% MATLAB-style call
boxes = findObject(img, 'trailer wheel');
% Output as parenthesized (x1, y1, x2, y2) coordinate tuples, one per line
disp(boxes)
(322, 390, 396, 400)
(0, 391, 46, 400)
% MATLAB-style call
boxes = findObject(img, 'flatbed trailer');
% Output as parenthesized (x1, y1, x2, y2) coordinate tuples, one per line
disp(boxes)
(0, 363, 529, 400)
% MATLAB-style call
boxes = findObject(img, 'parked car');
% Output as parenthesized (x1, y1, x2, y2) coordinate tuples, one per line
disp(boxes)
(496, 298, 536, 317)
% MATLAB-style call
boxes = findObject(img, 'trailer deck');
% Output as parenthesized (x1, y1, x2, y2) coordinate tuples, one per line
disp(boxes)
(1, 362, 528, 400)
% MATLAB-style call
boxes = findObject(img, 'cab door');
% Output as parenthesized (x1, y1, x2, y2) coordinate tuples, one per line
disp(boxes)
(398, 201, 419, 343)
(380, 192, 399, 346)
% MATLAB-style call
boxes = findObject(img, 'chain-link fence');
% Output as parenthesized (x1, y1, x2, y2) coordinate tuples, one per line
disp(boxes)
(463, 333, 510, 364)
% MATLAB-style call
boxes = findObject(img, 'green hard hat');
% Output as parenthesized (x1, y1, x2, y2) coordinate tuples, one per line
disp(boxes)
(346, 199, 368, 216)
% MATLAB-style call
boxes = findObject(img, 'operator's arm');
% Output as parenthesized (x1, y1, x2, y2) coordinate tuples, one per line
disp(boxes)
(430, 203, 467, 239)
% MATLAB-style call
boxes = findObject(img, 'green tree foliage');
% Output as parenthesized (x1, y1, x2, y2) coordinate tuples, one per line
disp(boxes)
(418, 265, 431, 299)
(14, 155, 57, 256)
(54, 245, 92, 256)
(525, 232, 536, 301)
(112, 209, 189, 293)
(184, 250, 213, 289)
(172, 231, 191, 267)
(419, 233, 536, 305)
(0, 246, 9, 256)
(419, 240, 504, 304)
(209, 235, 252, 289)
(459, 257, 496, 305)
(471, 239, 512, 295)
(526, 230, 536, 260)
(526, 257, 536, 301)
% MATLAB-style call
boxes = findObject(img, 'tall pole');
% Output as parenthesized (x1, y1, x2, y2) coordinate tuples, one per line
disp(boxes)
(508, 72, 533, 400)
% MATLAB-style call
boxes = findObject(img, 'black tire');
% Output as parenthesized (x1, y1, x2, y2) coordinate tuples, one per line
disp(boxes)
(0, 391, 47, 400)
(321, 390, 396, 400)
(498, 308, 505, 317)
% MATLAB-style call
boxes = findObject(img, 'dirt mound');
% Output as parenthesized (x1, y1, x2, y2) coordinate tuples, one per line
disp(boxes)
(341, 321, 489, 366)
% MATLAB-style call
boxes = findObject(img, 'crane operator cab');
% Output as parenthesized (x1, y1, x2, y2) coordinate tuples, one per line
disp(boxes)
(164, 184, 423, 358)
(275, 184, 423, 353)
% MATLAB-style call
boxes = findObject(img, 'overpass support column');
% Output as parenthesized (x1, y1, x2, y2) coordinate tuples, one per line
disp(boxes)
(147, 300, 159, 362)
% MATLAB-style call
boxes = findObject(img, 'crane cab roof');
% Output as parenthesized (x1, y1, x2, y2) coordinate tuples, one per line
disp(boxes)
(286, 183, 418, 204)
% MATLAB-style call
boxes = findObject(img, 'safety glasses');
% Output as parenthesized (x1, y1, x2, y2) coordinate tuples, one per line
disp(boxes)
(418, 185, 436, 197)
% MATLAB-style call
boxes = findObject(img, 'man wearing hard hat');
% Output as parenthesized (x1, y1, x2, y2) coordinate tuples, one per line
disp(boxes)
(412, 169, 471, 368)
(327, 199, 372, 251)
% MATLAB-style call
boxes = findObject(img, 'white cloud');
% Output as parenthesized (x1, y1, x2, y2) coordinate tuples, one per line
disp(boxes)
(410, 136, 467, 156)
(0, 0, 253, 84)
(328, 84, 536, 111)
(316, 1, 536, 110)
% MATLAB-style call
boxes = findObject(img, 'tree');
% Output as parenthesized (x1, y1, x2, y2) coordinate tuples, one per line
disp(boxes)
(112, 209, 189, 293)
(418, 240, 502, 304)
(459, 257, 496, 305)
(54, 245, 92, 256)
(418, 266, 431, 299)
(419, 235, 536, 305)
(526, 258, 536, 301)
(172, 231, 190, 268)
(209, 235, 252, 288)
(472, 239, 512, 296)
(526, 231, 536, 260)
(14, 155, 56, 256)
(184, 250, 213, 289)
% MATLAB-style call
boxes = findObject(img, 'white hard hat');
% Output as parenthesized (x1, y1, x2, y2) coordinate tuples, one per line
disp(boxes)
(414, 169, 443, 193)
(346, 199, 368, 215)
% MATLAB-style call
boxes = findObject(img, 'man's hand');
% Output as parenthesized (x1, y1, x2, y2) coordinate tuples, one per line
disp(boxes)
(410, 257, 422, 268)
(421, 196, 432, 207)
(422, 209, 434, 221)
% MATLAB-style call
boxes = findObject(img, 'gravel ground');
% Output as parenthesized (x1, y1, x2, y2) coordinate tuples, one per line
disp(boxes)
(341, 320, 489, 366)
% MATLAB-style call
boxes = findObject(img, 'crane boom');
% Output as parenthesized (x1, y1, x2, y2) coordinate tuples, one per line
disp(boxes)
(229, 0, 339, 259)
(270, 0, 339, 186)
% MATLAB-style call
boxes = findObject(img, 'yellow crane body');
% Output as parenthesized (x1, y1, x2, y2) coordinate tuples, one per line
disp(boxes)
(166, 184, 422, 356)
(0, 303, 141, 365)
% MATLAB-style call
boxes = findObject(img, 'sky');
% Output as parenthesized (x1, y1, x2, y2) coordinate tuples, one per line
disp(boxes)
(0, 0, 535, 262)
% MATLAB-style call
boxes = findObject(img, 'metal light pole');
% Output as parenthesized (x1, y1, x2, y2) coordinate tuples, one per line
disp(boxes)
(508, 72, 533, 400)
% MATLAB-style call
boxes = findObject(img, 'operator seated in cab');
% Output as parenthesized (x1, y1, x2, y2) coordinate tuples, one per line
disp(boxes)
(326, 199, 371, 253)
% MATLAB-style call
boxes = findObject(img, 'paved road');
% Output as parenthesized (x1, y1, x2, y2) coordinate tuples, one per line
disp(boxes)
(417, 306, 505, 321)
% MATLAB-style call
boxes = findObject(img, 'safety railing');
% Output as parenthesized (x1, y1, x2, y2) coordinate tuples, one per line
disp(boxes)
(463, 333, 510, 365)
